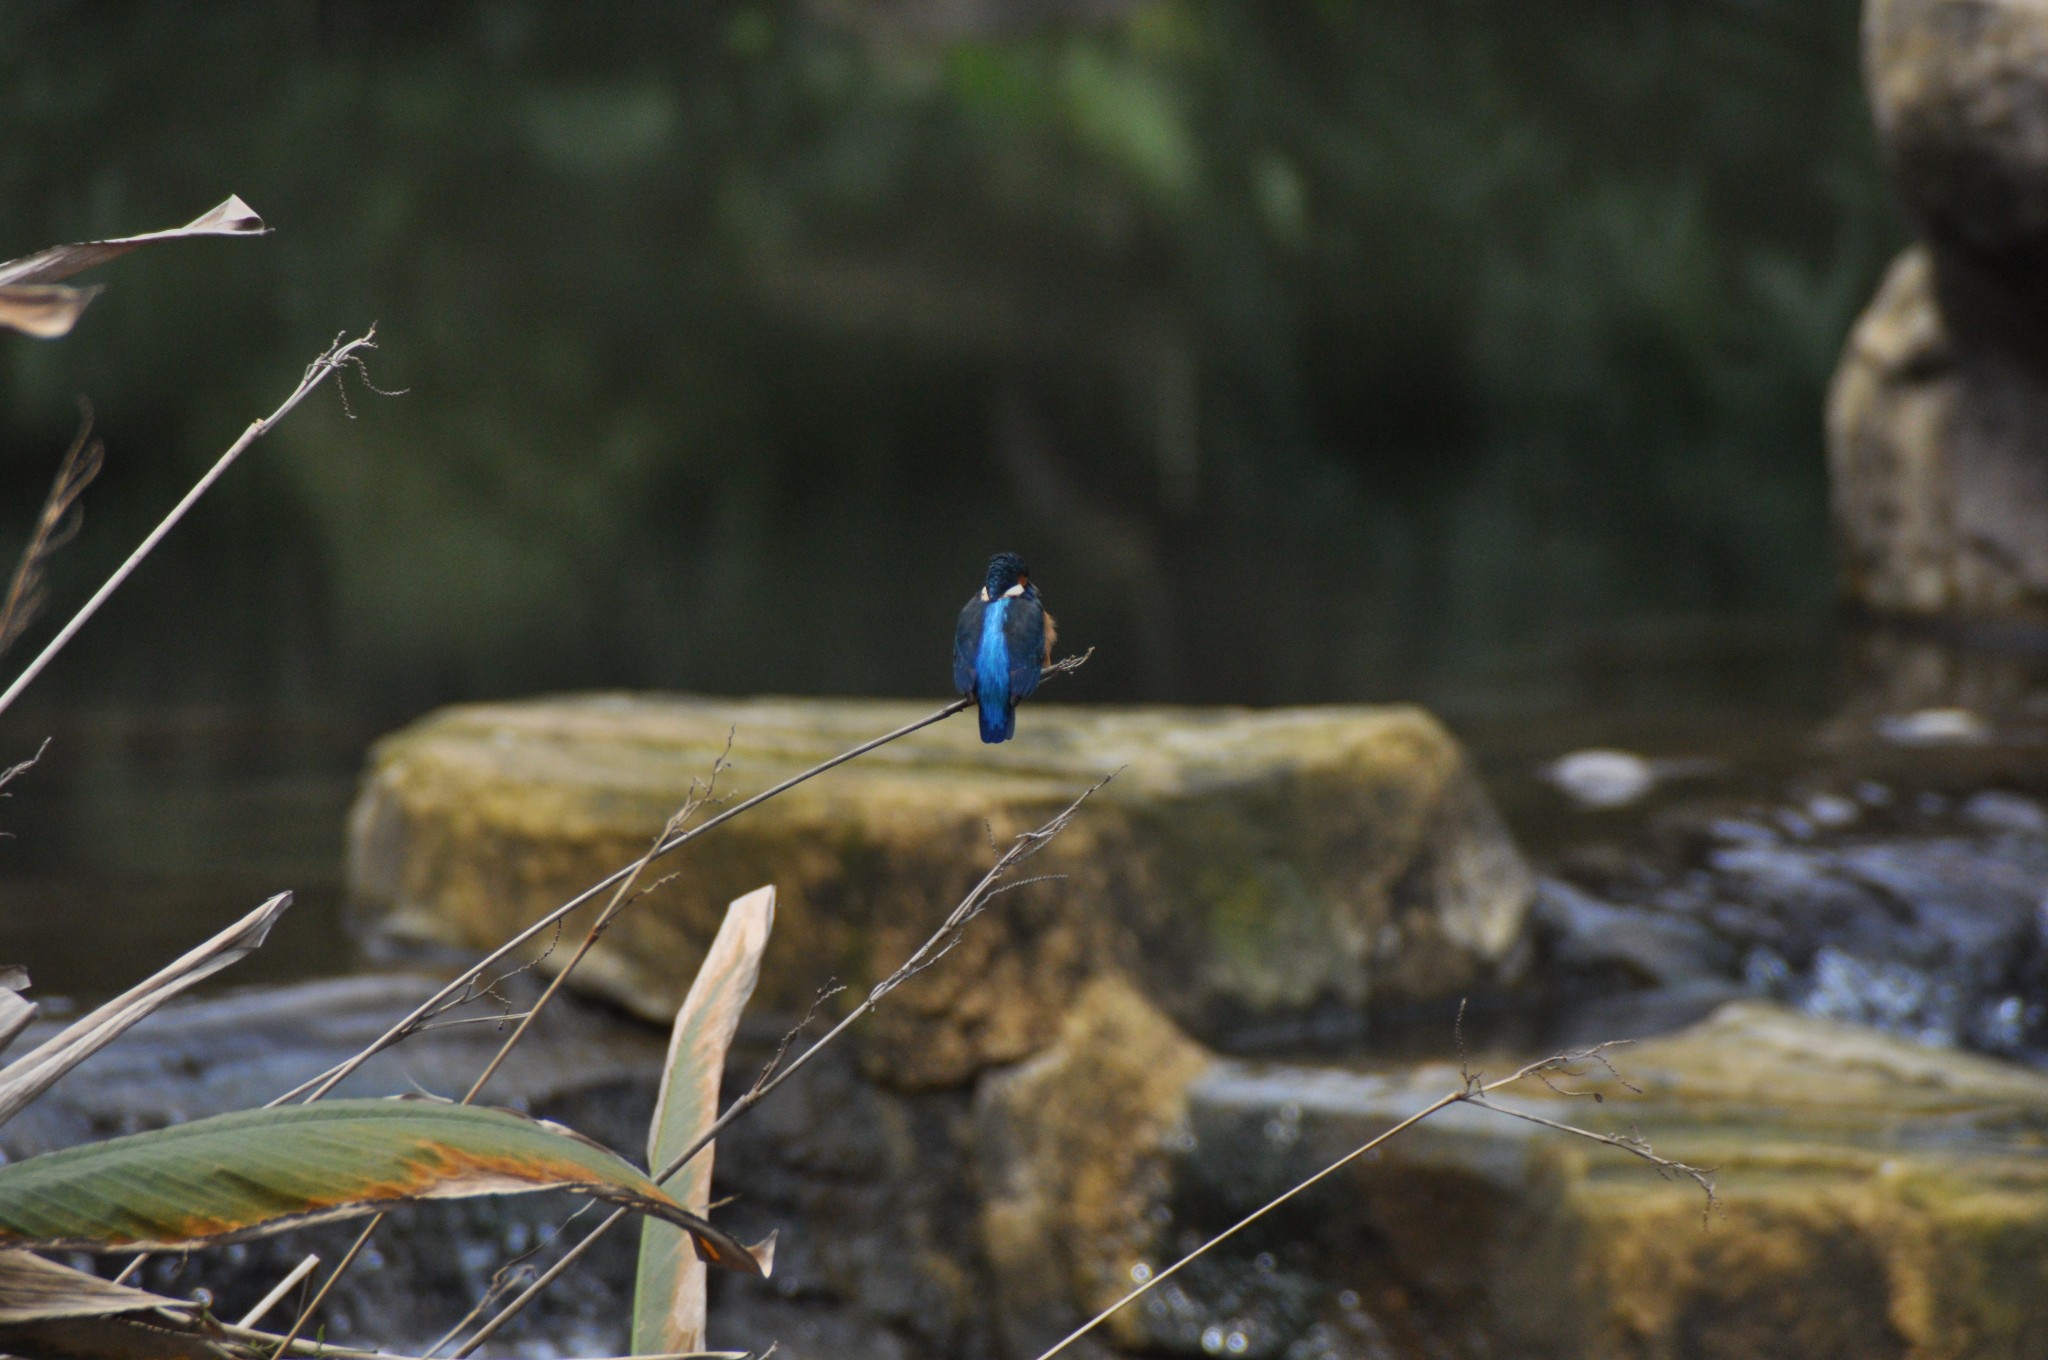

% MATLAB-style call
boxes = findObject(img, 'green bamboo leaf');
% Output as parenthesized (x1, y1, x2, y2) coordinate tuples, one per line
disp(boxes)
(634, 886, 778, 1355)
(0, 1099, 763, 1273)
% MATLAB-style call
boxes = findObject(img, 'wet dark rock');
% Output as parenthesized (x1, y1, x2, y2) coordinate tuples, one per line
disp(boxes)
(0, 975, 671, 1355)
(1540, 785, 2048, 1062)
(1532, 878, 1734, 987)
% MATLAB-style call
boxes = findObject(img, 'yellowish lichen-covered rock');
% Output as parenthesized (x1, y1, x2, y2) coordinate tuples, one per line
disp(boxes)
(1171, 1001, 2048, 1359)
(346, 695, 1531, 1088)
(975, 975, 1210, 1359)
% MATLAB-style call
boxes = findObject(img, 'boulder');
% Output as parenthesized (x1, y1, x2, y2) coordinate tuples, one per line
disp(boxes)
(1829, 0, 2048, 627)
(979, 992, 2048, 1358)
(1867, 0, 2048, 312)
(347, 695, 1533, 1088)
(1827, 246, 2048, 622)
(975, 975, 1210, 1359)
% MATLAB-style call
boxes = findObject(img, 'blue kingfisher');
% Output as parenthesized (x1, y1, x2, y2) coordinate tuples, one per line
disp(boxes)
(953, 552, 1056, 743)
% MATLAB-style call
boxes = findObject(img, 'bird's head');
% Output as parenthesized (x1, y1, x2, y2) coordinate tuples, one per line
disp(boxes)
(984, 552, 1032, 599)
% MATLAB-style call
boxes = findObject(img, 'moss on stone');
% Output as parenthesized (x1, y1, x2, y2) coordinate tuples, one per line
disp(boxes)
(347, 694, 1531, 1088)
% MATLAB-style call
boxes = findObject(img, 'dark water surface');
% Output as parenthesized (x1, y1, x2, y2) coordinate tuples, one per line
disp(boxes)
(0, 610, 1844, 1001)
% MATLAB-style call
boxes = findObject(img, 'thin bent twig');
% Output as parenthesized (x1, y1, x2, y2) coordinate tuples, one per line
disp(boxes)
(0, 330, 384, 720)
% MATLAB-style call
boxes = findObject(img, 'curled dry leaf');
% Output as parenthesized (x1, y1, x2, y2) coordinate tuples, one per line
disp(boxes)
(0, 894, 290, 1129)
(0, 1249, 194, 1324)
(0, 197, 267, 287)
(0, 196, 268, 338)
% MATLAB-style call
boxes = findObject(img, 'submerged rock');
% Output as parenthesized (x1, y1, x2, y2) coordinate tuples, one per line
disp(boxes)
(347, 695, 1533, 1087)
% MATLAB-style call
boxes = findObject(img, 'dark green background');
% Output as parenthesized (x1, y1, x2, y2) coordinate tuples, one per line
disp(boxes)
(0, 0, 1895, 728)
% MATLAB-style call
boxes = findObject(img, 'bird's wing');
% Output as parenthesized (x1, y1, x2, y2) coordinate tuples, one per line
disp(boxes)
(953, 596, 986, 696)
(1005, 597, 1047, 700)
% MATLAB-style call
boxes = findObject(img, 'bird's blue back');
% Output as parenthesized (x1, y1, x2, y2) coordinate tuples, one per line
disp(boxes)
(953, 589, 1046, 743)
(976, 599, 1015, 741)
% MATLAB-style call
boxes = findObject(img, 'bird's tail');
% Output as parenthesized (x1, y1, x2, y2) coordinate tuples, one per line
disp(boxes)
(978, 693, 1016, 743)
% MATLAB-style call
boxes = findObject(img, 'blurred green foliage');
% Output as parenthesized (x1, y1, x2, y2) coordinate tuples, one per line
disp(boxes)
(0, 0, 1897, 721)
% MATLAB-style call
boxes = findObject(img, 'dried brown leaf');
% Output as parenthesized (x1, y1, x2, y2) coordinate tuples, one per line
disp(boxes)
(0, 284, 104, 338)
(634, 886, 778, 1353)
(0, 197, 266, 288)
(0, 1249, 194, 1324)
(0, 413, 105, 659)
(0, 893, 289, 1128)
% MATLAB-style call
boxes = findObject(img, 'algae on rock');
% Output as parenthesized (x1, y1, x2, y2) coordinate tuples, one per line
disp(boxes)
(347, 695, 1532, 1087)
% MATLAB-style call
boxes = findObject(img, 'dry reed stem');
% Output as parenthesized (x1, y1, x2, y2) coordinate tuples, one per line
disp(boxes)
(0, 330, 383, 720)
(277, 761, 729, 1347)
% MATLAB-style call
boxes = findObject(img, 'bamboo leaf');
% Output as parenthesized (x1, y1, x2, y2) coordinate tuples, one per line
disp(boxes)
(0, 894, 290, 1129)
(0, 1249, 195, 1323)
(0, 1099, 763, 1273)
(0, 197, 267, 288)
(633, 886, 779, 1354)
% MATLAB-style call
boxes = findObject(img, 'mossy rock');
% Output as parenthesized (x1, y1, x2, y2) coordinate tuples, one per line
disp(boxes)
(1165, 1002, 2048, 1359)
(346, 695, 1531, 1088)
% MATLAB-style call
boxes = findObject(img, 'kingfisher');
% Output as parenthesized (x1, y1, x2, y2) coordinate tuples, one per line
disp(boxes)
(953, 552, 1056, 743)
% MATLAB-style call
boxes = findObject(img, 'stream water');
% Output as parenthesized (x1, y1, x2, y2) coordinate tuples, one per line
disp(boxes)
(12, 607, 2037, 1078)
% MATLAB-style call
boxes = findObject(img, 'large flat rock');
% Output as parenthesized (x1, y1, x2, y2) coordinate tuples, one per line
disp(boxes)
(347, 695, 1532, 1087)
